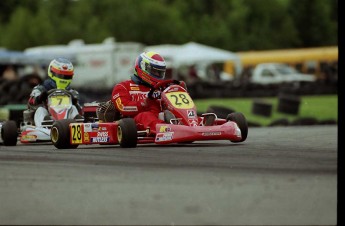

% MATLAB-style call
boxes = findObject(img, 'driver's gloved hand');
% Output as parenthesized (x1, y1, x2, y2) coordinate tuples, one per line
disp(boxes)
(69, 89, 80, 101)
(179, 81, 188, 91)
(28, 86, 45, 106)
(151, 90, 161, 99)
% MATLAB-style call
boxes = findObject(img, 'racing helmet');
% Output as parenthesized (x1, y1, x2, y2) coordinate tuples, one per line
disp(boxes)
(133, 51, 166, 87)
(47, 57, 74, 89)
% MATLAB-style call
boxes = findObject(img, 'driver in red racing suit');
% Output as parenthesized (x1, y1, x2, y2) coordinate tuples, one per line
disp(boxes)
(111, 51, 186, 135)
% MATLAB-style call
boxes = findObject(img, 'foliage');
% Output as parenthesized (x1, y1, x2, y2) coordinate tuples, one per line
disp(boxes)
(0, 0, 338, 51)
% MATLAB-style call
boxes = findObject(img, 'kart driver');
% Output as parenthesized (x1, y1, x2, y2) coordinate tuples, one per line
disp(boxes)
(110, 51, 186, 135)
(28, 57, 83, 126)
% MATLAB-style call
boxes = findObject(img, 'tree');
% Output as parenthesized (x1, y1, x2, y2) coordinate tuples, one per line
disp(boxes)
(230, 0, 299, 50)
(288, 0, 338, 47)
(0, 0, 338, 51)
(2, 7, 35, 50)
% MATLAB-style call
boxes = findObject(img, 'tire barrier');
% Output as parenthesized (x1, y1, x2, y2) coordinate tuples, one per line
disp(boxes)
(186, 80, 336, 99)
(0, 79, 337, 104)
(318, 119, 337, 125)
(247, 121, 262, 127)
(0, 79, 337, 128)
(268, 118, 290, 127)
(291, 117, 318, 126)
(252, 99, 272, 117)
(277, 94, 301, 115)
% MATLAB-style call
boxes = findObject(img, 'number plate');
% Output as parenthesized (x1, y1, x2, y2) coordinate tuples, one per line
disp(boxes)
(49, 95, 72, 109)
(165, 92, 194, 109)
(70, 123, 83, 144)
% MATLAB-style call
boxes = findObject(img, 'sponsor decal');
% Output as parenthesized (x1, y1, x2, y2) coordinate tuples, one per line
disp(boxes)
(155, 132, 174, 142)
(130, 87, 140, 91)
(91, 137, 110, 143)
(91, 123, 99, 131)
(84, 132, 89, 142)
(115, 98, 124, 111)
(112, 93, 119, 99)
(123, 106, 138, 111)
(159, 125, 171, 133)
(187, 110, 195, 118)
(90, 131, 110, 143)
(97, 131, 109, 137)
(129, 91, 147, 101)
(21, 134, 37, 141)
(202, 131, 222, 136)
(84, 123, 92, 132)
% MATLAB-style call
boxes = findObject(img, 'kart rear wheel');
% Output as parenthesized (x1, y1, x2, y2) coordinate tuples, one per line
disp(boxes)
(117, 118, 137, 148)
(51, 119, 79, 149)
(1, 120, 18, 146)
(227, 112, 248, 142)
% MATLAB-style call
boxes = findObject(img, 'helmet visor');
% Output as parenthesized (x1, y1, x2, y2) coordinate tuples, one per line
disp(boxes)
(149, 66, 165, 79)
(51, 71, 73, 80)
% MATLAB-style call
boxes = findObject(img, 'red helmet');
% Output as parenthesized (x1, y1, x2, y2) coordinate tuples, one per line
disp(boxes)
(134, 51, 166, 87)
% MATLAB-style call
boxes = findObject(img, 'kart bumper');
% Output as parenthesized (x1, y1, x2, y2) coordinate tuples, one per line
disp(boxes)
(154, 121, 242, 144)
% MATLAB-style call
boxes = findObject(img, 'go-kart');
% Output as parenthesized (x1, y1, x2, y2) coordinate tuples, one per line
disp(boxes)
(0, 89, 84, 146)
(50, 80, 248, 149)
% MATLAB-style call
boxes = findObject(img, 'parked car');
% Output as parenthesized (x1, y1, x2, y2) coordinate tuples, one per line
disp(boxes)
(249, 63, 316, 85)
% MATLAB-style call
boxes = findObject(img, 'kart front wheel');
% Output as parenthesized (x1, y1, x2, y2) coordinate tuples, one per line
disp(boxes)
(1, 120, 18, 146)
(117, 118, 137, 148)
(51, 119, 79, 149)
(227, 112, 248, 142)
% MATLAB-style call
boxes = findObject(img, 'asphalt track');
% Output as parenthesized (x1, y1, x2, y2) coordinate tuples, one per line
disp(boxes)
(0, 125, 337, 225)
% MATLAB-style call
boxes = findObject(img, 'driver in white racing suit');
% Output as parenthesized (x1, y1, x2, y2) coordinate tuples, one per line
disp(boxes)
(27, 57, 82, 126)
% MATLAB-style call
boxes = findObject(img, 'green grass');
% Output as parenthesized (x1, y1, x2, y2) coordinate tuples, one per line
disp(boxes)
(194, 95, 338, 126)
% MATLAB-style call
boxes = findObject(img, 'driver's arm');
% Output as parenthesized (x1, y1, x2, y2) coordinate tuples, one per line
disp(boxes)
(28, 85, 47, 107)
(111, 83, 149, 117)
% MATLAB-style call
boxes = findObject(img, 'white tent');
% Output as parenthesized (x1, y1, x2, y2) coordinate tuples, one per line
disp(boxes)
(145, 42, 242, 81)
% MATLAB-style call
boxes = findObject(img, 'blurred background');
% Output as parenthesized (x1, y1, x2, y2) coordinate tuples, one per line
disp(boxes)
(0, 0, 338, 125)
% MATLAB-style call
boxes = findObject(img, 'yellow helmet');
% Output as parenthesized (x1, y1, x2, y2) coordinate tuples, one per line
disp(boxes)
(47, 57, 74, 89)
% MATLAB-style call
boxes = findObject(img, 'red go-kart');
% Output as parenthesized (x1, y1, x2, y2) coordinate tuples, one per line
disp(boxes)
(50, 80, 248, 149)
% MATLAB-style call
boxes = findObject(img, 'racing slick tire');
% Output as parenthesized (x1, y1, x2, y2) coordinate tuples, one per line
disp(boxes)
(1, 120, 18, 146)
(117, 118, 137, 148)
(51, 119, 79, 149)
(226, 112, 248, 143)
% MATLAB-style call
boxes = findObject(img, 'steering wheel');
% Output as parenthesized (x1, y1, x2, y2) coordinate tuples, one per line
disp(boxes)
(147, 80, 180, 99)
(47, 89, 71, 95)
